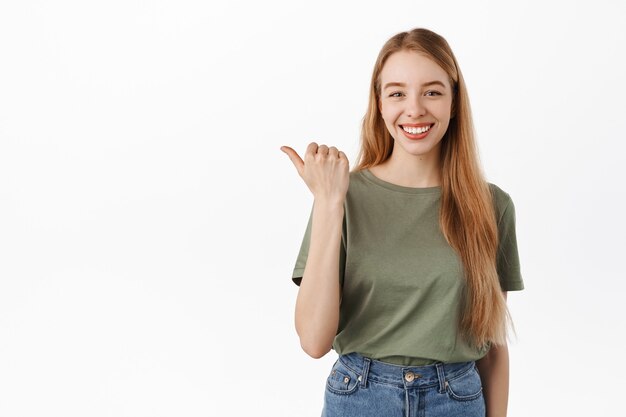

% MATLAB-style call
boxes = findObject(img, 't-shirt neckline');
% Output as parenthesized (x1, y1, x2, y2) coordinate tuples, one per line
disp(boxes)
(361, 168, 442, 195)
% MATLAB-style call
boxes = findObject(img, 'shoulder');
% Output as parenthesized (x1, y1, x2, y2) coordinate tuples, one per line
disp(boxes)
(349, 168, 366, 182)
(487, 182, 512, 202)
(347, 168, 370, 192)
(487, 182, 515, 223)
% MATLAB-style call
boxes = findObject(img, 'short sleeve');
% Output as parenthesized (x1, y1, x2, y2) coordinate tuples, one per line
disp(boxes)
(496, 196, 525, 291)
(291, 203, 347, 287)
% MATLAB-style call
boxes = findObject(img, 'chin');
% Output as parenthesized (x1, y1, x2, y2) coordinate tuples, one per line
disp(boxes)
(396, 141, 442, 158)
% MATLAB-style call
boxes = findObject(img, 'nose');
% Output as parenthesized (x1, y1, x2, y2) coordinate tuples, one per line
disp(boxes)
(406, 95, 426, 118)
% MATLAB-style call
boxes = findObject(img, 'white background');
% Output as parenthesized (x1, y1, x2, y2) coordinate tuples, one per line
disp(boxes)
(1, 1, 625, 416)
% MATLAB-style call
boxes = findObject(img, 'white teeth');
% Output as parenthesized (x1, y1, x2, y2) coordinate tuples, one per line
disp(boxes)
(402, 125, 431, 134)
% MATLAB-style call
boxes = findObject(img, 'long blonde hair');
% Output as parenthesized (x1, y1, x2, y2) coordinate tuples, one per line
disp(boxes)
(354, 28, 511, 349)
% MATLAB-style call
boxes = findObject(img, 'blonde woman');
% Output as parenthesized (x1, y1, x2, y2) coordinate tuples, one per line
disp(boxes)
(281, 27, 524, 417)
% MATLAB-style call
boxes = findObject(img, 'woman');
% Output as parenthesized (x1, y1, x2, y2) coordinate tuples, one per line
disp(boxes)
(280, 27, 524, 417)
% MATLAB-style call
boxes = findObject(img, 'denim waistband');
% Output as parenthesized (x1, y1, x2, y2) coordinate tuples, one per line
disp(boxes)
(338, 351, 476, 391)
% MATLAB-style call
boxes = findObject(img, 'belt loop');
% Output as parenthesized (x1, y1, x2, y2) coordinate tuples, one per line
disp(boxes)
(360, 356, 371, 388)
(435, 362, 446, 393)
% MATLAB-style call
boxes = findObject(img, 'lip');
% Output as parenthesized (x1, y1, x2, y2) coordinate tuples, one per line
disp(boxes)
(400, 123, 434, 140)
(400, 123, 434, 128)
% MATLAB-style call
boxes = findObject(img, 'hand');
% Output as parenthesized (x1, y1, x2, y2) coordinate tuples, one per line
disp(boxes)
(280, 142, 350, 205)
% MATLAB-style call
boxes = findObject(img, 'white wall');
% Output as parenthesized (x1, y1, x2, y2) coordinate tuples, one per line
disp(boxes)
(1, 0, 624, 415)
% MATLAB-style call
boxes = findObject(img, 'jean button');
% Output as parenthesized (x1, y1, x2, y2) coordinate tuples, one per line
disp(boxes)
(405, 372, 415, 382)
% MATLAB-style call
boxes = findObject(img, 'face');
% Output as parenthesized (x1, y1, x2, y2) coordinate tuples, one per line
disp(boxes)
(378, 50, 454, 161)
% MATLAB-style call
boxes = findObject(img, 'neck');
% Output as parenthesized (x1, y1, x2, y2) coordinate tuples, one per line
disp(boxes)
(372, 148, 442, 188)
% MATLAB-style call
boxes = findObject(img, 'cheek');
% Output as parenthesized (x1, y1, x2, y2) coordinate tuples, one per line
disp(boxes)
(378, 107, 390, 123)
(380, 104, 399, 124)
(431, 101, 452, 120)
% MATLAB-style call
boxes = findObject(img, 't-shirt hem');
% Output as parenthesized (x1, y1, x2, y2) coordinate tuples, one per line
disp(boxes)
(292, 269, 305, 286)
(335, 349, 482, 366)
(502, 281, 525, 291)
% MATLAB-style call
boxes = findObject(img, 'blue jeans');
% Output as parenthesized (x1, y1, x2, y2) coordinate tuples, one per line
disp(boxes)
(322, 352, 486, 417)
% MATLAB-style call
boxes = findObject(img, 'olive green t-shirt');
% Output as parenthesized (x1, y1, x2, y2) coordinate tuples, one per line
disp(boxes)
(291, 168, 524, 366)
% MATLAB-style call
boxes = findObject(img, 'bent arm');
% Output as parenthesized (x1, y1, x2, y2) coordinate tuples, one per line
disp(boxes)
(294, 199, 343, 359)
(475, 291, 510, 417)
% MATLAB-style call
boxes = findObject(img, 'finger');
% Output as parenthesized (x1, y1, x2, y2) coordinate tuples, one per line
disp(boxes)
(338, 151, 349, 162)
(280, 146, 305, 177)
(317, 144, 329, 155)
(305, 142, 319, 159)
(328, 146, 339, 158)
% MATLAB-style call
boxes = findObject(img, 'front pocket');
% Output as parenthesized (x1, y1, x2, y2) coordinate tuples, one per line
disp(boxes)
(325, 358, 360, 395)
(445, 364, 483, 401)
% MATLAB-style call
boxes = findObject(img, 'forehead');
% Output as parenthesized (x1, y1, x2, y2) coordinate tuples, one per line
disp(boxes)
(380, 50, 450, 88)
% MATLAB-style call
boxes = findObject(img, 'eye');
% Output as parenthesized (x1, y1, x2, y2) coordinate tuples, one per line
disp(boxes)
(389, 92, 404, 97)
(425, 90, 442, 97)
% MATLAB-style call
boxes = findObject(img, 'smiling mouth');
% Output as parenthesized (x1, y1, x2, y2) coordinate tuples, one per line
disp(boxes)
(400, 124, 434, 134)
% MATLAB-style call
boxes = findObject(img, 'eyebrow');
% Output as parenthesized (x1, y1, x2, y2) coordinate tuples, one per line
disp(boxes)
(383, 81, 446, 90)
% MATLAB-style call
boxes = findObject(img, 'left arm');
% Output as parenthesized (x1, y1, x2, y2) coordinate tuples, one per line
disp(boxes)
(475, 291, 509, 417)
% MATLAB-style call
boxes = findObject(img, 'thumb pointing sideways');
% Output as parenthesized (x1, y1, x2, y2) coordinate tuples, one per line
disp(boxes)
(280, 146, 304, 177)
